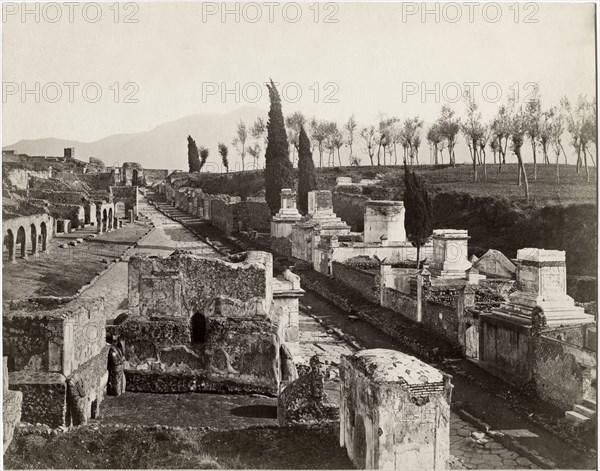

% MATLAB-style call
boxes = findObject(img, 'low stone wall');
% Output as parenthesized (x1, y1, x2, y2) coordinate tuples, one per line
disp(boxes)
(331, 262, 379, 304)
(211, 199, 235, 236)
(235, 201, 271, 233)
(422, 300, 459, 347)
(381, 287, 419, 322)
(9, 372, 67, 428)
(533, 335, 596, 411)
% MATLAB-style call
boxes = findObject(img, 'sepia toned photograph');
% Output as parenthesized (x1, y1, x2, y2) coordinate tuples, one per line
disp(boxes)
(1, 1, 597, 469)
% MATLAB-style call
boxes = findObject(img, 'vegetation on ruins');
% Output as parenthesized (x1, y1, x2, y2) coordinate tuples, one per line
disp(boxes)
(297, 125, 318, 215)
(218, 142, 229, 173)
(187, 135, 201, 173)
(403, 164, 433, 268)
(264, 80, 294, 214)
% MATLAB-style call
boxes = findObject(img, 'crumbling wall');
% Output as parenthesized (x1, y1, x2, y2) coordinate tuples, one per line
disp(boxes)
(3, 167, 52, 191)
(211, 199, 235, 236)
(128, 252, 272, 318)
(235, 201, 271, 232)
(381, 288, 419, 322)
(9, 372, 67, 427)
(422, 298, 460, 347)
(144, 169, 169, 186)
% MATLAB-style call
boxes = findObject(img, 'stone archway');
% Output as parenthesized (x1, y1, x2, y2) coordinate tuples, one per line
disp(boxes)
(5, 229, 15, 262)
(16, 226, 26, 259)
(30, 223, 37, 256)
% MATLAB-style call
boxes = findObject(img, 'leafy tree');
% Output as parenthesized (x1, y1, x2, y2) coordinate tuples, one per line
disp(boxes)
(508, 104, 530, 200)
(401, 117, 423, 165)
(525, 97, 542, 180)
(437, 105, 460, 166)
(187, 135, 201, 172)
(344, 115, 357, 161)
(218, 142, 229, 173)
(297, 125, 318, 215)
(403, 164, 433, 268)
(264, 79, 294, 214)
(426, 123, 444, 165)
(309, 118, 329, 167)
(461, 96, 485, 182)
(563, 94, 596, 182)
(285, 111, 306, 166)
(360, 126, 377, 166)
(232, 120, 248, 171)
(491, 104, 511, 172)
(199, 146, 209, 171)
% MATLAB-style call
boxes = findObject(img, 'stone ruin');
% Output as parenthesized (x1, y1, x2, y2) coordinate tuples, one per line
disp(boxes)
(271, 188, 302, 238)
(278, 355, 338, 425)
(429, 229, 473, 278)
(340, 349, 452, 470)
(364, 200, 405, 244)
(3, 357, 22, 453)
(113, 250, 302, 396)
(3, 297, 109, 428)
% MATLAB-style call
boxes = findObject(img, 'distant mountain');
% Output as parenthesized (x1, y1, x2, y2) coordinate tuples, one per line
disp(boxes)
(3, 106, 267, 171)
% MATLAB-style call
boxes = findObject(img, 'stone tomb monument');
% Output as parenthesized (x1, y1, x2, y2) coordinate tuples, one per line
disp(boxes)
(364, 200, 406, 244)
(429, 229, 472, 278)
(340, 349, 452, 470)
(271, 189, 303, 238)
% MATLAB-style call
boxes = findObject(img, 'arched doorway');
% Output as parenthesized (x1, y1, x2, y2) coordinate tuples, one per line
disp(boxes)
(30, 224, 37, 256)
(102, 209, 108, 232)
(5, 230, 15, 262)
(108, 208, 113, 230)
(191, 312, 207, 344)
(40, 222, 47, 252)
(16, 226, 26, 259)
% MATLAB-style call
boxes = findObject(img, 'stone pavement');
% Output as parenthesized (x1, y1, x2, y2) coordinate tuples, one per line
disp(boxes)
(298, 309, 538, 470)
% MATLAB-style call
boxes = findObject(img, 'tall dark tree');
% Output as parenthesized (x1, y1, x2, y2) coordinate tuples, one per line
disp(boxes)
(297, 125, 318, 215)
(218, 142, 229, 173)
(403, 164, 433, 268)
(199, 146, 209, 171)
(187, 135, 201, 172)
(264, 79, 294, 214)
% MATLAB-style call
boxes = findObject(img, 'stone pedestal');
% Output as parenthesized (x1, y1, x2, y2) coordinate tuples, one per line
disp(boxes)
(340, 349, 452, 470)
(273, 268, 304, 361)
(271, 189, 302, 238)
(364, 200, 406, 243)
(490, 248, 594, 327)
(306, 190, 350, 235)
(429, 229, 472, 278)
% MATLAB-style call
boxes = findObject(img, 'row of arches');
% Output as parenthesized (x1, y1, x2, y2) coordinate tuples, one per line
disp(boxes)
(4, 221, 48, 262)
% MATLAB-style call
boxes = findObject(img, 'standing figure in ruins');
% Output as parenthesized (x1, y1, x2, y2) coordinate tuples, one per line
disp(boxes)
(107, 338, 126, 396)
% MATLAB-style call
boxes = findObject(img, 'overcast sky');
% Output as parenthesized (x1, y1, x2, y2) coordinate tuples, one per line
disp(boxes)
(2, 1, 596, 145)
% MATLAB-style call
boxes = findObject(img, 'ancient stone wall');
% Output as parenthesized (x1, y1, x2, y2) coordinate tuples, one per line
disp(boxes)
(422, 299, 460, 347)
(128, 252, 272, 318)
(144, 169, 169, 186)
(235, 201, 271, 233)
(28, 190, 89, 205)
(331, 262, 379, 304)
(533, 335, 596, 410)
(381, 288, 419, 322)
(110, 186, 139, 217)
(54, 172, 115, 192)
(3, 167, 52, 191)
(211, 199, 235, 236)
(9, 372, 67, 427)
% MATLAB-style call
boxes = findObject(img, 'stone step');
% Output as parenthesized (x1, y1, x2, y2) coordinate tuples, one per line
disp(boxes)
(574, 404, 596, 418)
(565, 410, 590, 425)
(582, 398, 597, 410)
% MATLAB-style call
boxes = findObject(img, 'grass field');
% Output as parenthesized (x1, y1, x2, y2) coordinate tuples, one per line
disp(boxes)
(317, 163, 597, 208)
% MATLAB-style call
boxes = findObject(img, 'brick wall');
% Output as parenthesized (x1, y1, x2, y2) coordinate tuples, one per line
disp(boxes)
(332, 262, 379, 304)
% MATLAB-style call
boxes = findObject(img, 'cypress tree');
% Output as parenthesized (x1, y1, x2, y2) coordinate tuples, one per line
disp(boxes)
(187, 135, 201, 172)
(297, 124, 318, 214)
(264, 79, 294, 214)
(403, 163, 433, 268)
